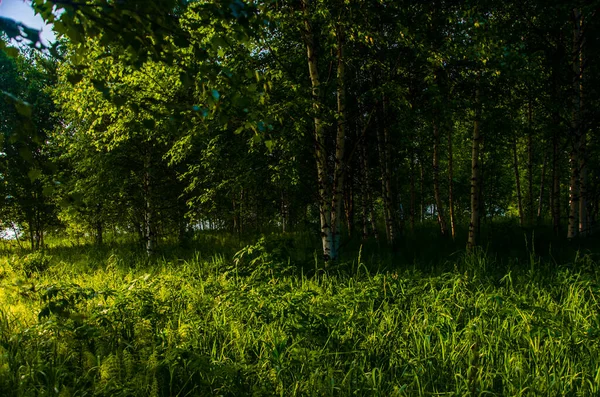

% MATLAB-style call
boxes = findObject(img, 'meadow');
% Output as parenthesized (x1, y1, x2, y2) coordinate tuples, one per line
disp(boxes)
(1, 228, 600, 396)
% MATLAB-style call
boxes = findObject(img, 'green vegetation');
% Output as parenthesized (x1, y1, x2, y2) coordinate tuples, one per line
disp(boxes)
(1, 232, 600, 396)
(2, 0, 600, 395)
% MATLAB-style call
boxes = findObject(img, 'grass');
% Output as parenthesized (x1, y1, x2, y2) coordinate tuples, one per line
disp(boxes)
(1, 228, 600, 396)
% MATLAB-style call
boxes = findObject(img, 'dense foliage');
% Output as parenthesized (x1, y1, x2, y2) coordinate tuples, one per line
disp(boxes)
(1, 0, 599, 257)
(1, 1, 600, 395)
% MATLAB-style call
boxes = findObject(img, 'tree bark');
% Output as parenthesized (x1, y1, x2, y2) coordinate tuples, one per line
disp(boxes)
(144, 152, 154, 256)
(433, 117, 448, 236)
(281, 190, 288, 233)
(96, 221, 103, 246)
(419, 155, 425, 223)
(301, 0, 338, 261)
(568, 8, 583, 239)
(376, 97, 395, 244)
(537, 142, 548, 223)
(448, 123, 456, 240)
(330, 23, 347, 256)
(344, 176, 354, 237)
(551, 128, 561, 235)
(527, 101, 534, 226)
(579, 132, 588, 236)
(467, 77, 482, 251)
(361, 138, 379, 241)
(410, 153, 416, 231)
(574, 8, 588, 236)
(513, 137, 524, 226)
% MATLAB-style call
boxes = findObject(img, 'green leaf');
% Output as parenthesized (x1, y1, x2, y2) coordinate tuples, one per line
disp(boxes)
(15, 101, 33, 117)
(264, 140, 274, 152)
(28, 168, 42, 182)
(3, 46, 19, 58)
(42, 185, 54, 196)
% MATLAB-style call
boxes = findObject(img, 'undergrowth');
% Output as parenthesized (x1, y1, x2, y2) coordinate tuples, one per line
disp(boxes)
(1, 234, 599, 396)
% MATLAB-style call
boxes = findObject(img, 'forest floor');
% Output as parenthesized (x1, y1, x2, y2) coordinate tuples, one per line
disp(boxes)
(1, 225, 600, 396)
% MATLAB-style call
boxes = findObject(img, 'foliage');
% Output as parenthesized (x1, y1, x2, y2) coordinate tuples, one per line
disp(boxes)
(1, 240, 600, 396)
(10, 251, 52, 277)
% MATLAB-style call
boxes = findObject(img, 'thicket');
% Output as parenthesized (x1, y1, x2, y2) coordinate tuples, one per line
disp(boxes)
(1, 230, 599, 396)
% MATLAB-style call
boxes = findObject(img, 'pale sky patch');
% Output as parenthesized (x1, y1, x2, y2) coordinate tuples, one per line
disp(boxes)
(0, 0, 56, 45)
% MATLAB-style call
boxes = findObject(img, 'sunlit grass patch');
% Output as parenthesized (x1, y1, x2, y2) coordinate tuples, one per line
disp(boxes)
(0, 243, 599, 396)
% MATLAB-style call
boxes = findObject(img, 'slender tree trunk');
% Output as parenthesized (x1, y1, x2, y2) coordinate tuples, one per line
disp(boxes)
(574, 9, 588, 236)
(410, 154, 416, 231)
(513, 137, 524, 226)
(467, 77, 482, 251)
(344, 176, 353, 237)
(478, 139, 486, 228)
(376, 97, 395, 244)
(29, 226, 35, 251)
(144, 153, 154, 256)
(448, 123, 456, 239)
(568, 8, 583, 239)
(358, 120, 368, 240)
(329, 22, 347, 259)
(579, 132, 588, 236)
(419, 156, 425, 223)
(433, 118, 448, 235)
(232, 197, 238, 234)
(361, 180, 368, 240)
(537, 142, 548, 223)
(361, 139, 379, 241)
(384, 100, 395, 242)
(95, 203, 103, 246)
(96, 222, 103, 246)
(567, 146, 579, 239)
(35, 205, 41, 250)
(281, 190, 288, 233)
(552, 128, 561, 235)
(527, 101, 534, 226)
(302, 0, 334, 260)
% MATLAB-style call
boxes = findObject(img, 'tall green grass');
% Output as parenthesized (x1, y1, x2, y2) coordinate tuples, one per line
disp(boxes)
(1, 232, 599, 396)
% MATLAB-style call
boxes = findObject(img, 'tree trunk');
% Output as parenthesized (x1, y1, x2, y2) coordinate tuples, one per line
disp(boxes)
(513, 137, 524, 226)
(567, 146, 579, 239)
(96, 221, 103, 246)
(527, 101, 534, 226)
(537, 142, 548, 223)
(361, 138, 379, 241)
(329, 21, 347, 259)
(232, 197, 238, 234)
(376, 97, 395, 244)
(568, 8, 583, 239)
(281, 190, 288, 233)
(360, 178, 368, 240)
(552, 128, 561, 235)
(344, 176, 354, 237)
(302, 0, 333, 261)
(448, 123, 456, 240)
(410, 153, 416, 231)
(29, 225, 35, 251)
(574, 8, 588, 236)
(419, 156, 424, 223)
(467, 78, 482, 251)
(579, 132, 588, 236)
(432, 118, 448, 235)
(144, 155, 154, 256)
